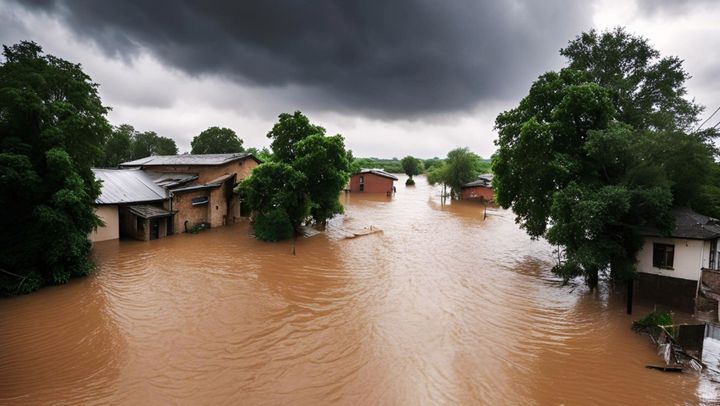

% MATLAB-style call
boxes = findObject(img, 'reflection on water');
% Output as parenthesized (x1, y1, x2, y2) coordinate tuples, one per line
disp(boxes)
(0, 175, 717, 404)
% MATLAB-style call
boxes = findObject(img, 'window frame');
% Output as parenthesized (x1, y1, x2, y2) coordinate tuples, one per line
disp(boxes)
(652, 243, 675, 270)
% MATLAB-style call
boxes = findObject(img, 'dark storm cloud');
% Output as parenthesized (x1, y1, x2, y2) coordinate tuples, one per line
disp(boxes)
(16, 0, 590, 117)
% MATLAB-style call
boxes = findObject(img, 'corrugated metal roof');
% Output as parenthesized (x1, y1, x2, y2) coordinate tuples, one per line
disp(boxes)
(120, 153, 255, 167)
(93, 168, 168, 204)
(355, 168, 399, 181)
(463, 173, 494, 188)
(145, 171, 198, 188)
(128, 205, 173, 219)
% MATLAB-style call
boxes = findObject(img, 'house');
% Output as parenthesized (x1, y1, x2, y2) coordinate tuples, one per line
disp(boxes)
(90, 168, 173, 242)
(91, 153, 260, 242)
(637, 208, 720, 311)
(460, 174, 494, 201)
(120, 153, 260, 232)
(348, 169, 398, 194)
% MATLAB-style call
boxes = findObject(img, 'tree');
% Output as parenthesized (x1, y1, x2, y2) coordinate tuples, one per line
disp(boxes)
(99, 124, 134, 167)
(427, 148, 483, 198)
(191, 126, 244, 154)
(266, 111, 325, 162)
(132, 131, 177, 158)
(401, 156, 423, 185)
(246, 147, 273, 162)
(237, 162, 308, 242)
(492, 28, 714, 288)
(293, 134, 351, 225)
(242, 111, 352, 241)
(560, 27, 701, 132)
(0, 41, 111, 294)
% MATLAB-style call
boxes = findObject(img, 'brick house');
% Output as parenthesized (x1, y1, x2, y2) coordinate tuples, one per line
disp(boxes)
(460, 174, 494, 201)
(348, 169, 398, 194)
(91, 153, 259, 242)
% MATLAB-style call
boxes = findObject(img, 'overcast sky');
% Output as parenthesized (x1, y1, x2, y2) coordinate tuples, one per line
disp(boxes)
(1, 0, 719, 158)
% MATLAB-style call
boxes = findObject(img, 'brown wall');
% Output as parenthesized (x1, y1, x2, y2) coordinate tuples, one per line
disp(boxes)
(349, 173, 395, 193)
(140, 158, 258, 184)
(637, 272, 698, 312)
(461, 186, 494, 201)
(170, 189, 211, 232)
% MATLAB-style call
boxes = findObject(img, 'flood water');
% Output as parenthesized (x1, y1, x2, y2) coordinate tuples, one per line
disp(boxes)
(1, 175, 718, 405)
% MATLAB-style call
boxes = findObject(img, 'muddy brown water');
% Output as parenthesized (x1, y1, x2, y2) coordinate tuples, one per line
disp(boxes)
(1, 175, 718, 405)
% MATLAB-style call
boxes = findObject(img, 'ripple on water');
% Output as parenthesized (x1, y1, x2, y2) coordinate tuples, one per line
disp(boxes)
(0, 175, 715, 405)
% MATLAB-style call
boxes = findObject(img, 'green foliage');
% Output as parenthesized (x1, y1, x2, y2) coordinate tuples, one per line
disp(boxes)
(132, 130, 178, 158)
(266, 110, 325, 162)
(253, 209, 294, 242)
(238, 162, 309, 241)
(292, 134, 350, 225)
(401, 156, 423, 179)
(492, 28, 714, 288)
(632, 310, 674, 338)
(561, 27, 700, 132)
(0, 41, 109, 295)
(98, 124, 178, 167)
(243, 112, 352, 239)
(406, 178, 415, 186)
(351, 157, 403, 173)
(426, 148, 484, 198)
(246, 146, 273, 162)
(191, 126, 244, 154)
(423, 157, 444, 172)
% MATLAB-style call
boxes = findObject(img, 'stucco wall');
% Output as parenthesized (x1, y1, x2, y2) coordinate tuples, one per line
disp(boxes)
(90, 205, 119, 242)
(349, 173, 395, 193)
(637, 237, 708, 281)
(171, 189, 211, 232)
(461, 186, 494, 201)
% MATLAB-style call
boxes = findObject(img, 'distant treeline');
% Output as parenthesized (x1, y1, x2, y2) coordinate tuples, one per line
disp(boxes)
(352, 156, 491, 174)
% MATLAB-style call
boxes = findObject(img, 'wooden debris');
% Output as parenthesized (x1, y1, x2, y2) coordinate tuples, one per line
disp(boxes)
(645, 365, 683, 372)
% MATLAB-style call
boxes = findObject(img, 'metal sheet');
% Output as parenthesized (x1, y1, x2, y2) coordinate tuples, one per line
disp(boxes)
(93, 168, 168, 204)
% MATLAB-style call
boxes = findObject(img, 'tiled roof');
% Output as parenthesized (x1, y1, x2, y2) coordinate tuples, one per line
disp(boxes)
(641, 208, 720, 240)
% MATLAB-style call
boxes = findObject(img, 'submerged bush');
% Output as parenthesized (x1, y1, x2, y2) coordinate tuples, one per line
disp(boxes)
(632, 310, 674, 338)
(253, 209, 294, 241)
(406, 178, 415, 186)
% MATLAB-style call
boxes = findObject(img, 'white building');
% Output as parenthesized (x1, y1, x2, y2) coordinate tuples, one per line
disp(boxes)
(637, 208, 720, 311)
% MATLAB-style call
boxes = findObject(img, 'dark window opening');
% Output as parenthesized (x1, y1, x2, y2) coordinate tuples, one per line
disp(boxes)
(653, 243, 674, 269)
(136, 216, 144, 231)
(359, 175, 364, 184)
(192, 196, 209, 206)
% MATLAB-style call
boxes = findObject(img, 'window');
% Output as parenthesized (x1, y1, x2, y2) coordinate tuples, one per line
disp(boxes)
(653, 243, 674, 269)
(359, 175, 364, 184)
(710, 239, 718, 270)
(191, 196, 209, 206)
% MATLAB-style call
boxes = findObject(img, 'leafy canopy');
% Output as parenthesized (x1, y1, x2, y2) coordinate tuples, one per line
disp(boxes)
(401, 156, 423, 179)
(427, 147, 486, 198)
(492, 28, 715, 287)
(191, 126, 244, 154)
(241, 111, 351, 240)
(0, 41, 111, 294)
(99, 124, 178, 167)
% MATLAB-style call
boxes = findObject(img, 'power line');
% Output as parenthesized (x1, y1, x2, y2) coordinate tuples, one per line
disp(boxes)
(695, 106, 720, 132)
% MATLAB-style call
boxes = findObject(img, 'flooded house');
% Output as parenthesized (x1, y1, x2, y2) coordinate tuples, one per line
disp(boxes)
(460, 173, 494, 201)
(91, 153, 260, 241)
(348, 168, 398, 194)
(90, 168, 172, 242)
(637, 208, 720, 313)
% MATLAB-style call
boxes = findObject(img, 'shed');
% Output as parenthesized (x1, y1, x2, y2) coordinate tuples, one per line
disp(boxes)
(348, 169, 398, 194)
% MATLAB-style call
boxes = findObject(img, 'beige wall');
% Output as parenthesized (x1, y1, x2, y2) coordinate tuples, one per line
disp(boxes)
(90, 205, 119, 242)
(637, 237, 709, 281)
